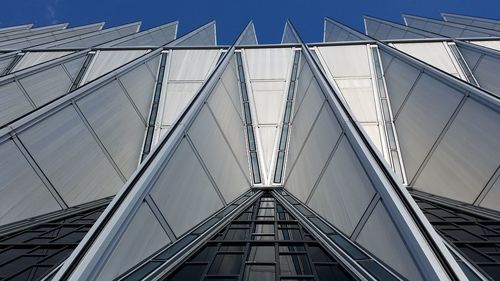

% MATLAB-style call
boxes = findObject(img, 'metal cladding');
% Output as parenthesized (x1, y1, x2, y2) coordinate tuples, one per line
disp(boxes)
(0, 13, 499, 281)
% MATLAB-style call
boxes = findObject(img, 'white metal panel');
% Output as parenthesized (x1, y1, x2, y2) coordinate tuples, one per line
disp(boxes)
(383, 56, 421, 114)
(470, 40, 500, 51)
(251, 81, 286, 124)
(335, 78, 377, 122)
(83, 50, 149, 83)
(286, 105, 342, 202)
(77, 81, 146, 178)
(361, 124, 384, 156)
(393, 42, 460, 77)
(318, 45, 371, 78)
(12, 51, 72, 71)
(0, 82, 33, 126)
(189, 106, 249, 202)
(395, 74, 463, 181)
(207, 82, 248, 172)
(0, 140, 61, 225)
(308, 137, 376, 236)
(150, 138, 223, 236)
(481, 176, 500, 210)
(168, 49, 219, 81)
(19, 65, 72, 106)
(160, 82, 202, 128)
(356, 201, 424, 280)
(256, 125, 278, 175)
(19, 106, 124, 206)
(95, 202, 170, 281)
(287, 79, 324, 169)
(415, 99, 500, 204)
(245, 48, 292, 80)
(119, 62, 158, 120)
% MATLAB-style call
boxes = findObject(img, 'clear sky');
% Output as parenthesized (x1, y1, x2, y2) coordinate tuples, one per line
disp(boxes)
(1, 0, 500, 44)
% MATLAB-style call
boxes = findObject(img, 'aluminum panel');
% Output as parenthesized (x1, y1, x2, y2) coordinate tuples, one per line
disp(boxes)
(168, 49, 219, 81)
(245, 48, 292, 80)
(287, 79, 324, 169)
(471, 40, 500, 51)
(308, 137, 376, 236)
(318, 45, 371, 78)
(294, 59, 314, 116)
(207, 81, 247, 172)
(83, 50, 149, 83)
(12, 51, 72, 72)
(19, 106, 123, 207)
(189, 106, 249, 202)
(160, 82, 202, 128)
(256, 125, 278, 175)
(415, 99, 500, 204)
(456, 46, 482, 70)
(393, 42, 460, 77)
(119, 62, 158, 119)
(0, 55, 16, 75)
(395, 74, 463, 182)
(286, 105, 342, 202)
(176, 24, 216, 46)
(356, 201, 424, 280)
(251, 81, 286, 124)
(149, 139, 223, 236)
(77, 81, 146, 178)
(0, 140, 60, 225)
(63, 55, 87, 81)
(220, 57, 241, 112)
(19, 65, 72, 106)
(481, 176, 500, 210)
(0, 82, 33, 126)
(382, 56, 421, 114)
(95, 202, 170, 281)
(472, 55, 500, 96)
(335, 78, 377, 122)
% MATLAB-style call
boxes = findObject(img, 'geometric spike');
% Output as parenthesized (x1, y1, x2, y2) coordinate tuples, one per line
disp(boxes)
(0, 23, 33, 35)
(442, 12, 500, 31)
(364, 15, 438, 40)
(101, 21, 179, 47)
(403, 14, 500, 38)
(324, 17, 371, 42)
(173, 21, 217, 46)
(236, 21, 258, 45)
(0, 23, 67, 42)
(281, 21, 300, 44)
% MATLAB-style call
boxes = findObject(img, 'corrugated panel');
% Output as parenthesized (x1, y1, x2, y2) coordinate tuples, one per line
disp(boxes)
(286, 105, 342, 202)
(160, 82, 202, 128)
(149, 138, 223, 236)
(119, 61, 159, 120)
(308, 137, 376, 236)
(394, 74, 463, 181)
(251, 81, 286, 124)
(256, 125, 278, 174)
(62, 55, 87, 81)
(19, 106, 124, 207)
(175, 23, 216, 46)
(83, 50, 149, 83)
(382, 55, 421, 114)
(220, 57, 242, 114)
(95, 202, 170, 281)
(207, 81, 247, 173)
(0, 54, 16, 75)
(470, 40, 500, 51)
(470, 54, 500, 96)
(245, 48, 292, 80)
(393, 42, 461, 77)
(319, 45, 371, 78)
(335, 78, 377, 122)
(11, 51, 72, 72)
(294, 58, 314, 116)
(188, 106, 249, 202)
(287, 79, 324, 169)
(96, 202, 170, 280)
(356, 201, 424, 281)
(168, 49, 220, 81)
(414, 99, 500, 204)
(77, 81, 146, 178)
(0, 140, 61, 225)
(19, 65, 72, 106)
(0, 82, 33, 126)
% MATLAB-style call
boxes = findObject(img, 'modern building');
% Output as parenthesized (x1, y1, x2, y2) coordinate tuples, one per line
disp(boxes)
(0, 12, 499, 281)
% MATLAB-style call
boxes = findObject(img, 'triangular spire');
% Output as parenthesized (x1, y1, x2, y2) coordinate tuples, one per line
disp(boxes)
(281, 20, 300, 44)
(324, 17, 371, 42)
(172, 21, 217, 46)
(363, 15, 438, 40)
(442, 12, 500, 31)
(236, 21, 258, 45)
(100, 21, 178, 47)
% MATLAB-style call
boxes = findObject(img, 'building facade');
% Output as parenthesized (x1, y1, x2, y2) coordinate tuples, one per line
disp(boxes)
(0, 13, 499, 281)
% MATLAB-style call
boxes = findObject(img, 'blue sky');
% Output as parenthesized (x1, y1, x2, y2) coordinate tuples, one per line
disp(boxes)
(1, 0, 500, 44)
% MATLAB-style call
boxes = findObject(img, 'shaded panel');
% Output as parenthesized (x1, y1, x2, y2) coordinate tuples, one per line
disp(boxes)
(19, 106, 123, 206)
(83, 50, 149, 83)
(318, 45, 371, 78)
(0, 140, 60, 225)
(11, 51, 72, 72)
(168, 49, 219, 81)
(245, 48, 292, 80)
(19, 65, 73, 106)
(119, 61, 158, 119)
(149, 139, 224, 236)
(160, 82, 202, 128)
(0, 82, 33, 126)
